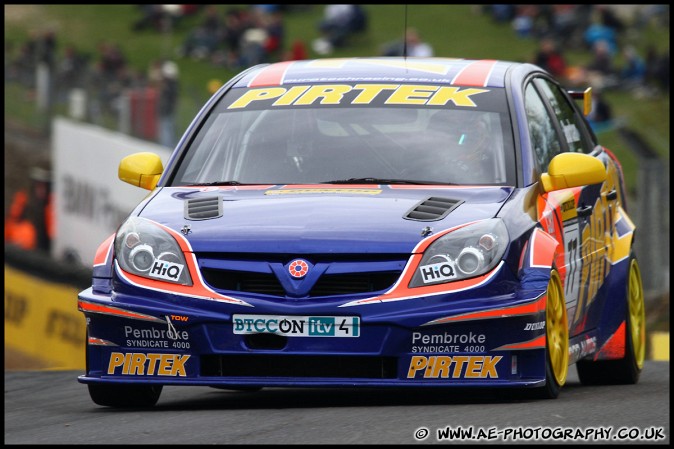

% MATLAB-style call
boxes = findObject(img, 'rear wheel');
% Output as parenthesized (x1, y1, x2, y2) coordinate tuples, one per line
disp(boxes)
(532, 268, 568, 399)
(577, 253, 645, 384)
(88, 383, 163, 408)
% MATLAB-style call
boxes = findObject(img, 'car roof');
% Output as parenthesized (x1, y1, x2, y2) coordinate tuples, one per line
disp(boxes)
(233, 57, 523, 89)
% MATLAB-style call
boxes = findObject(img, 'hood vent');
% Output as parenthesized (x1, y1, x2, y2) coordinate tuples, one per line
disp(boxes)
(404, 197, 462, 221)
(185, 196, 223, 220)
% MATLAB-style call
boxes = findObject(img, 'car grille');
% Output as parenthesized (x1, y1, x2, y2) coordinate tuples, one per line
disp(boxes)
(201, 268, 401, 297)
(201, 269, 286, 296)
(201, 355, 398, 379)
(197, 254, 406, 298)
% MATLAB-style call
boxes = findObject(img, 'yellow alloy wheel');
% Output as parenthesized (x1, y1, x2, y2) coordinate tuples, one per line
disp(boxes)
(628, 259, 646, 370)
(546, 270, 569, 386)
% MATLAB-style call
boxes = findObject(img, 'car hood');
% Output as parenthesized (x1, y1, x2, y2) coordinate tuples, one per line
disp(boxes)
(137, 185, 513, 254)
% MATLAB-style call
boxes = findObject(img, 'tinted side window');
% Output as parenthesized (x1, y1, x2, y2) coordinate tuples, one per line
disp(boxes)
(525, 83, 561, 172)
(535, 79, 594, 154)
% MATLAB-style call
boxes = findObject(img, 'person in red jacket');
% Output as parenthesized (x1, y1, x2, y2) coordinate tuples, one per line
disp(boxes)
(533, 38, 567, 78)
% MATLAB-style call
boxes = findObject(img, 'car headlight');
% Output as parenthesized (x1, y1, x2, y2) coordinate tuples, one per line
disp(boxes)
(114, 217, 193, 285)
(409, 218, 508, 287)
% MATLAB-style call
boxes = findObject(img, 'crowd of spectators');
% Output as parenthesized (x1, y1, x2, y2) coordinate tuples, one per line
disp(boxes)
(483, 4, 669, 131)
(380, 27, 434, 58)
(484, 5, 669, 94)
(176, 5, 367, 66)
(6, 5, 668, 140)
(311, 5, 368, 55)
(177, 5, 289, 69)
(5, 27, 181, 146)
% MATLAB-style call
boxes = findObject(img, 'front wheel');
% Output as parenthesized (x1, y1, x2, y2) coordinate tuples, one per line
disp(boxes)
(531, 268, 568, 399)
(576, 253, 645, 384)
(88, 383, 163, 408)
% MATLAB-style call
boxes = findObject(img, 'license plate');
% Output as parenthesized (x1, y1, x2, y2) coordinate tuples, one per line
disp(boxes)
(232, 314, 360, 337)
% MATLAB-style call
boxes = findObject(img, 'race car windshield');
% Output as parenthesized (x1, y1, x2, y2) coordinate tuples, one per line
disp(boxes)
(171, 84, 516, 186)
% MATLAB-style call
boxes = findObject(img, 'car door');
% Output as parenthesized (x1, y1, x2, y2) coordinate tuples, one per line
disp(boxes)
(525, 76, 613, 337)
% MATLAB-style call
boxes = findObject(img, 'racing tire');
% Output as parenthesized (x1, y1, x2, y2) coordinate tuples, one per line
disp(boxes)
(531, 268, 569, 399)
(88, 383, 163, 408)
(576, 253, 645, 385)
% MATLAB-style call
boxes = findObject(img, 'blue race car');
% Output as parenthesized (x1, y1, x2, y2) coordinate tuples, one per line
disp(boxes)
(78, 57, 645, 407)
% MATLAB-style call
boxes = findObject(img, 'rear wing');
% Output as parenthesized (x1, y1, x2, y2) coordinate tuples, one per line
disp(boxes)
(568, 87, 592, 116)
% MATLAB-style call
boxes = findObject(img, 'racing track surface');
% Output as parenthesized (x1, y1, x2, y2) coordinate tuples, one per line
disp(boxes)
(5, 362, 669, 444)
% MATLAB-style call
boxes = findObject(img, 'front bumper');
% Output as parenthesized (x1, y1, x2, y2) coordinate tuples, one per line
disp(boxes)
(78, 278, 549, 389)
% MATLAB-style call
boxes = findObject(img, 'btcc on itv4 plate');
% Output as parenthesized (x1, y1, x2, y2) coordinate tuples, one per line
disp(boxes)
(77, 57, 646, 407)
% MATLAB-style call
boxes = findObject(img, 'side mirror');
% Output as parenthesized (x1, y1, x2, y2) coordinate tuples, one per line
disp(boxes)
(118, 152, 164, 190)
(540, 152, 606, 192)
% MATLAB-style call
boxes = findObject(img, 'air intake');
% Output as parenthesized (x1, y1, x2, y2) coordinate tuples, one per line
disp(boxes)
(184, 196, 222, 220)
(404, 197, 461, 221)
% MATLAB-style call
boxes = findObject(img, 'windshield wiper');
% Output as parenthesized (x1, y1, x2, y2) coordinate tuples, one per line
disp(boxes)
(322, 177, 454, 185)
(187, 181, 248, 186)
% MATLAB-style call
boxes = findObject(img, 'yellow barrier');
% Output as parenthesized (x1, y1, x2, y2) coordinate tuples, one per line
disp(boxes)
(4, 265, 86, 370)
(650, 332, 670, 361)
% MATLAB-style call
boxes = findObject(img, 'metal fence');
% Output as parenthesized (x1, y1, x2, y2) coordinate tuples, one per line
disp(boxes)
(620, 128, 670, 299)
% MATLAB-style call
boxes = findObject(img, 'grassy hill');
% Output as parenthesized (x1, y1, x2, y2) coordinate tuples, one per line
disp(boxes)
(5, 4, 670, 194)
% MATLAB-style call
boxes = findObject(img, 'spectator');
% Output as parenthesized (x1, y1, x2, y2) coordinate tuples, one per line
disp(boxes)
(157, 60, 180, 148)
(56, 44, 88, 104)
(4, 167, 53, 252)
(284, 39, 308, 61)
(219, 8, 246, 67)
(645, 45, 670, 93)
(239, 21, 269, 67)
(94, 41, 129, 116)
(405, 28, 433, 57)
(263, 9, 285, 62)
(132, 5, 199, 32)
(381, 27, 433, 57)
(532, 38, 567, 78)
(584, 40, 618, 89)
(620, 46, 646, 90)
(13, 32, 39, 87)
(132, 5, 165, 32)
(5, 41, 15, 81)
(98, 41, 127, 82)
(511, 5, 537, 38)
(584, 9, 618, 56)
(36, 29, 57, 70)
(312, 5, 367, 55)
(586, 89, 613, 133)
(486, 5, 516, 23)
(201, 5, 224, 35)
(549, 5, 582, 46)
(4, 190, 37, 251)
(179, 24, 220, 60)
(178, 5, 222, 60)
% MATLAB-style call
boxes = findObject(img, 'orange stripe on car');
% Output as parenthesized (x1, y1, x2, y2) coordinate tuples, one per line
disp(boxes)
(421, 293, 546, 325)
(78, 299, 166, 322)
(452, 60, 498, 87)
(115, 256, 253, 307)
(594, 321, 626, 360)
(114, 219, 253, 307)
(248, 61, 295, 87)
(93, 234, 115, 267)
(530, 228, 558, 268)
(494, 335, 546, 351)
